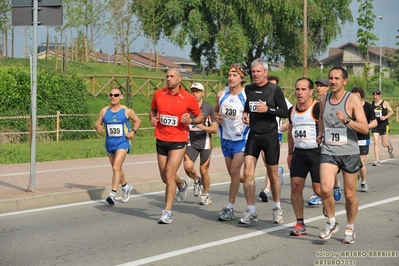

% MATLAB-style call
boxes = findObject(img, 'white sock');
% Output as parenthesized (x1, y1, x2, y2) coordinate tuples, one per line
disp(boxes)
(247, 205, 256, 213)
(226, 203, 234, 210)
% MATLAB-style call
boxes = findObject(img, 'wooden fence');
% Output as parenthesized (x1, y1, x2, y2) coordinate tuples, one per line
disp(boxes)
(82, 74, 226, 99)
(0, 112, 152, 142)
(1, 107, 399, 142)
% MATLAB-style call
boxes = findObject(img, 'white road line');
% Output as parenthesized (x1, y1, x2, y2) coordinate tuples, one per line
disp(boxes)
(118, 196, 399, 266)
(0, 155, 225, 177)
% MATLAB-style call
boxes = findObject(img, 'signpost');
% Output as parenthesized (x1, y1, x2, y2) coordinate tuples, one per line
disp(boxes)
(12, 0, 63, 192)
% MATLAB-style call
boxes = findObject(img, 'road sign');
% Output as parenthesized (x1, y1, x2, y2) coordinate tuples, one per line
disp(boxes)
(12, 0, 62, 7)
(12, 6, 63, 26)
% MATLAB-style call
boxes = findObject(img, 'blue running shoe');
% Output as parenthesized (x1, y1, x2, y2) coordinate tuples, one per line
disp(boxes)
(333, 186, 341, 201)
(278, 166, 284, 185)
(308, 194, 322, 206)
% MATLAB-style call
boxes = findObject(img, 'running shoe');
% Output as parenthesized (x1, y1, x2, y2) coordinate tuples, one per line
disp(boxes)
(278, 166, 284, 185)
(388, 140, 393, 154)
(290, 222, 307, 236)
(158, 210, 173, 224)
(343, 227, 355, 244)
(193, 176, 202, 197)
(199, 194, 212, 205)
(372, 160, 380, 166)
(361, 182, 369, 192)
(308, 194, 322, 206)
(272, 207, 283, 224)
(218, 207, 235, 221)
(238, 209, 258, 224)
(176, 178, 190, 202)
(319, 221, 339, 240)
(121, 183, 133, 203)
(106, 191, 116, 205)
(333, 186, 341, 201)
(259, 189, 269, 202)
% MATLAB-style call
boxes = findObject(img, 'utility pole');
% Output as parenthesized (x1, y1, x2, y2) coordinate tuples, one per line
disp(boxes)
(303, 0, 308, 77)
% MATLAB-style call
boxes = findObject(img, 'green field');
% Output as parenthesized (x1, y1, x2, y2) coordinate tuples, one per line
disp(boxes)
(1, 58, 398, 164)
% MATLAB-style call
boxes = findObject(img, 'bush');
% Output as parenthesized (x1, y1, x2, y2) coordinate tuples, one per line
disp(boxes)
(0, 66, 91, 142)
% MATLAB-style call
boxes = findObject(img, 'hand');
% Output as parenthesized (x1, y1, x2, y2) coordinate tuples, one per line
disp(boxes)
(126, 131, 135, 139)
(335, 110, 345, 123)
(257, 99, 268, 113)
(316, 134, 323, 145)
(181, 113, 192, 124)
(281, 121, 289, 132)
(150, 117, 158, 126)
(95, 124, 103, 133)
(216, 113, 223, 124)
(242, 113, 249, 125)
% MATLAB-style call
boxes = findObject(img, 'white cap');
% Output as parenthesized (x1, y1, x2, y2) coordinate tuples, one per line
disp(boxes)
(189, 82, 204, 91)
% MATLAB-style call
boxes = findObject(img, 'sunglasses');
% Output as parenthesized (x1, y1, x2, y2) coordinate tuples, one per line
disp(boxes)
(109, 93, 120, 97)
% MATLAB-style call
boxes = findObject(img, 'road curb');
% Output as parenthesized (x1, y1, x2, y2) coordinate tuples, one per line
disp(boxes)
(0, 168, 267, 214)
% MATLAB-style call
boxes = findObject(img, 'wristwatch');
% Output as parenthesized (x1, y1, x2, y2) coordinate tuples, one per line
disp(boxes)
(345, 117, 351, 124)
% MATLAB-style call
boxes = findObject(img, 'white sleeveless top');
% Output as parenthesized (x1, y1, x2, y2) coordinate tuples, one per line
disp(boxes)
(218, 86, 249, 141)
(291, 100, 319, 149)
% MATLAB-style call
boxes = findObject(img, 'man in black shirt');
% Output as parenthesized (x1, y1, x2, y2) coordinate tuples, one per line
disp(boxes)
(239, 58, 288, 224)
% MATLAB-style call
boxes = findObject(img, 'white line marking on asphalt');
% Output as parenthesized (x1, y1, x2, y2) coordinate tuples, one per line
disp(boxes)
(113, 196, 398, 266)
(0, 156, 226, 177)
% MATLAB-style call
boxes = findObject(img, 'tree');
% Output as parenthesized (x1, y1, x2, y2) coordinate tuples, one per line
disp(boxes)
(62, 0, 106, 62)
(106, 0, 142, 105)
(387, 29, 399, 83)
(0, 0, 10, 64)
(132, 0, 170, 72)
(141, 0, 352, 75)
(356, 0, 378, 91)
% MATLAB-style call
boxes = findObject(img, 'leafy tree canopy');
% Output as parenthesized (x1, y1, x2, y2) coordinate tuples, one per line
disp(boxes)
(139, 0, 352, 72)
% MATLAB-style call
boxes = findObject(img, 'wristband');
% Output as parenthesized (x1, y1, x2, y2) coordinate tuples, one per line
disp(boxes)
(288, 152, 294, 155)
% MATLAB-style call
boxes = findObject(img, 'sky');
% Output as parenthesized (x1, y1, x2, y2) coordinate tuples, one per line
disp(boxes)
(5, 0, 399, 61)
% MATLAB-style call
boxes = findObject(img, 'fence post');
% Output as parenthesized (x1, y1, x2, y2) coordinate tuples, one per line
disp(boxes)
(56, 111, 60, 142)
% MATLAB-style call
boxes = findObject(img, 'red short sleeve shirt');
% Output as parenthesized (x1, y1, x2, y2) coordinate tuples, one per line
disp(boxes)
(151, 87, 202, 142)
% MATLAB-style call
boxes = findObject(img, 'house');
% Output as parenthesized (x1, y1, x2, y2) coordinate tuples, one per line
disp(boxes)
(317, 42, 397, 78)
(127, 52, 181, 71)
(37, 45, 196, 73)
(162, 56, 197, 73)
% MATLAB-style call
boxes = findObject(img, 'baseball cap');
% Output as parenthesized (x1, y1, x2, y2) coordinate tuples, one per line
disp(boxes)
(315, 78, 329, 86)
(190, 82, 204, 91)
(372, 89, 381, 95)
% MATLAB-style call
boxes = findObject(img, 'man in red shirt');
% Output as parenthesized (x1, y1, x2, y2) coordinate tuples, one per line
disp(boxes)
(150, 68, 204, 224)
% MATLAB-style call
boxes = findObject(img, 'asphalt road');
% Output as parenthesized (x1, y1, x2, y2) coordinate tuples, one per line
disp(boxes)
(1, 157, 398, 266)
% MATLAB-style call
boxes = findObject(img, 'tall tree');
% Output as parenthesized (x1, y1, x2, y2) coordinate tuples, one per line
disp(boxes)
(62, 0, 106, 62)
(0, 0, 10, 64)
(356, 0, 378, 91)
(132, 0, 169, 71)
(387, 29, 399, 83)
(143, 0, 352, 74)
(106, 0, 142, 102)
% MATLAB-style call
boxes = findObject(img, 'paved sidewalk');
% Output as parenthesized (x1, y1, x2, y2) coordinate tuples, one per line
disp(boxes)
(1, 137, 397, 214)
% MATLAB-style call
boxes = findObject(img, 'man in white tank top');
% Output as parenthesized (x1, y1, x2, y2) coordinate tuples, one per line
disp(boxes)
(215, 65, 250, 222)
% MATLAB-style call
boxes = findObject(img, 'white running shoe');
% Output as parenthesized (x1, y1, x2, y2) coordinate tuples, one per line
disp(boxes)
(121, 183, 133, 203)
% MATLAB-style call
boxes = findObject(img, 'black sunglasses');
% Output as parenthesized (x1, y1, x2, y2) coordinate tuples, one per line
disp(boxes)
(109, 93, 120, 97)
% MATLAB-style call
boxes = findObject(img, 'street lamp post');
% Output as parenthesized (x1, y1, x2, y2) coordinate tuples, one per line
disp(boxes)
(378, 16, 383, 92)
